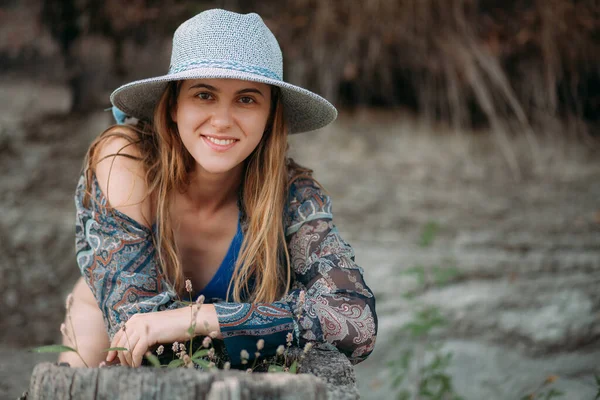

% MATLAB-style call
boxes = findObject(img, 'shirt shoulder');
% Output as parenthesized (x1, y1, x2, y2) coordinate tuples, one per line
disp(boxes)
(285, 175, 333, 237)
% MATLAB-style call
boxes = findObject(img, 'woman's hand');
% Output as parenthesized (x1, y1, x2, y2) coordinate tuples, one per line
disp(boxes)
(106, 313, 156, 367)
(104, 304, 222, 367)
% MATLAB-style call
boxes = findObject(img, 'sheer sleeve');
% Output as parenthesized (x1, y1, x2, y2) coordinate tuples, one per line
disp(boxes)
(213, 177, 378, 365)
(74, 173, 185, 341)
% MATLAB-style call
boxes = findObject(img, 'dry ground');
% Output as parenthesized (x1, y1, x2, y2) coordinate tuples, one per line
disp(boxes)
(0, 79, 599, 399)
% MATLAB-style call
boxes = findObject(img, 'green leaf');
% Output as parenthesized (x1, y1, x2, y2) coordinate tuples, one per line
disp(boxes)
(432, 266, 461, 286)
(402, 291, 418, 300)
(400, 349, 413, 370)
(31, 345, 77, 353)
(397, 390, 411, 400)
(288, 360, 298, 374)
(102, 347, 129, 352)
(144, 353, 162, 368)
(401, 265, 426, 286)
(191, 349, 209, 360)
(391, 373, 405, 389)
(192, 358, 211, 369)
(544, 389, 564, 400)
(187, 325, 195, 337)
(419, 221, 439, 248)
(167, 359, 184, 368)
(268, 365, 284, 373)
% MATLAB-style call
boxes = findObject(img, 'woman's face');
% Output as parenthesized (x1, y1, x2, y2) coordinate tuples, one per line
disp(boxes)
(172, 78, 272, 175)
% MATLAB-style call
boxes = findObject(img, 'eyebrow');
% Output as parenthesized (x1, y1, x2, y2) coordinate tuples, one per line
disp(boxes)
(188, 83, 265, 98)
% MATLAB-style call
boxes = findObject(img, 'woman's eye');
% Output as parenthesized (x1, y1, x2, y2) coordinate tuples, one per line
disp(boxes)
(239, 96, 255, 104)
(197, 92, 213, 100)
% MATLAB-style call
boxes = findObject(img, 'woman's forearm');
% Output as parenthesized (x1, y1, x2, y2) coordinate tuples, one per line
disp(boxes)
(151, 304, 223, 345)
(60, 278, 111, 367)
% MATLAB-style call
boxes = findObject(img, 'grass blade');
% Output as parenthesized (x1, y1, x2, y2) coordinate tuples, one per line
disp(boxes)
(31, 345, 77, 353)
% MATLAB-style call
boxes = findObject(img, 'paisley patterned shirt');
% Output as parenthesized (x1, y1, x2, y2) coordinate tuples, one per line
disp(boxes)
(75, 170, 377, 366)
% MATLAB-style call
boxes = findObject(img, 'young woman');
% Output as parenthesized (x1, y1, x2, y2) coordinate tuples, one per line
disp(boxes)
(58, 8, 377, 368)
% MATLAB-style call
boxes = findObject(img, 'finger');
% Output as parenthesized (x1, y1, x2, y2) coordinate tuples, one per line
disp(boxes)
(107, 336, 122, 362)
(121, 334, 139, 367)
(117, 333, 131, 366)
(107, 329, 123, 362)
(132, 341, 146, 368)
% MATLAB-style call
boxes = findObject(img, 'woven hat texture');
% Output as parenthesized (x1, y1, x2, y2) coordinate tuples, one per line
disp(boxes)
(110, 9, 337, 134)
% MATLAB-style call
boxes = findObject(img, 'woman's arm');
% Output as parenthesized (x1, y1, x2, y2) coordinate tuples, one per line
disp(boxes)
(58, 277, 111, 367)
(211, 178, 378, 365)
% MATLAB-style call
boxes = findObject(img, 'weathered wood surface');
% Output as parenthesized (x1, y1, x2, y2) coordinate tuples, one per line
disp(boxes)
(21, 349, 359, 400)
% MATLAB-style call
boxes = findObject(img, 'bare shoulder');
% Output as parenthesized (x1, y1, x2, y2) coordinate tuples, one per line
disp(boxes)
(93, 129, 153, 228)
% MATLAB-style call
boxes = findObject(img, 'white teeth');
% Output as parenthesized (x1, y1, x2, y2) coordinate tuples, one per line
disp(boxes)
(205, 136, 236, 145)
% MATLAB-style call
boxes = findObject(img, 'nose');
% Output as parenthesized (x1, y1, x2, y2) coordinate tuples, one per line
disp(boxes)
(210, 104, 233, 131)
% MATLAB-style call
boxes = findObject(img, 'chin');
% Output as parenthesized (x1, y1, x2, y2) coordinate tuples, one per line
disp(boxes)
(196, 159, 242, 175)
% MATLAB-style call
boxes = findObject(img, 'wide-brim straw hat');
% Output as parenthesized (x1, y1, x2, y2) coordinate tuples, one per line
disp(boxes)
(110, 9, 337, 134)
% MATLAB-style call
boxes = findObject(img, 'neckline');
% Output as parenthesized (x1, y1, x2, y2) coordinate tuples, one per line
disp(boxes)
(89, 171, 243, 298)
(193, 215, 242, 299)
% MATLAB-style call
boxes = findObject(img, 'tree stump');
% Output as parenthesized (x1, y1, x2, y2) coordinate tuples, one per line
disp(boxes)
(21, 349, 359, 400)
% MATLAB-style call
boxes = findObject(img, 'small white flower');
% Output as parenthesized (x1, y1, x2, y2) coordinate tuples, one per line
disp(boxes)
(156, 345, 164, 356)
(246, 368, 253, 373)
(209, 331, 219, 339)
(240, 349, 249, 360)
(207, 348, 215, 359)
(223, 362, 231, 370)
(179, 343, 186, 352)
(176, 349, 187, 359)
(172, 342, 179, 352)
(202, 336, 212, 348)
(256, 339, 264, 351)
(185, 279, 193, 293)
(303, 342, 313, 354)
(191, 305, 200, 320)
(276, 345, 285, 356)
(183, 354, 193, 368)
(195, 295, 205, 305)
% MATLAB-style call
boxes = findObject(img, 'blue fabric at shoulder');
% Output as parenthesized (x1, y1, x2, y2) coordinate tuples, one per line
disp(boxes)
(111, 106, 128, 125)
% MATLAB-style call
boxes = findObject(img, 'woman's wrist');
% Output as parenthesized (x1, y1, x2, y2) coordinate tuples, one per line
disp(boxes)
(194, 304, 223, 339)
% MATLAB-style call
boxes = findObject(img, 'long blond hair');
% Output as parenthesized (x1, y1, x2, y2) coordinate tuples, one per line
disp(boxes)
(83, 81, 314, 303)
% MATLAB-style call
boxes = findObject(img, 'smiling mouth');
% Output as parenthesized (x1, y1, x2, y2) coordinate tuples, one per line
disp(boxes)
(202, 135, 239, 145)
(201, 135, 239, 151)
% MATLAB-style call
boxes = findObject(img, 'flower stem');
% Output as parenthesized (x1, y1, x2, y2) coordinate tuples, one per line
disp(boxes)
(189, 293, 194, 356)
(124, 328, 135, 368)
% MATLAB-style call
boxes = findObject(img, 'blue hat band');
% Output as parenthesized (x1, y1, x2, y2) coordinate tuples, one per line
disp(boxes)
(168, 59, 281, 81)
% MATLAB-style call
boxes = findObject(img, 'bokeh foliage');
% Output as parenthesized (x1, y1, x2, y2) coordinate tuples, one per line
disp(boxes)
(4, 0, 599, 133)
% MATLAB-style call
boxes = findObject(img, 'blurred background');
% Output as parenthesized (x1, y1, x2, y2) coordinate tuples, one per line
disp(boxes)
(0, 0, 599, 399)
